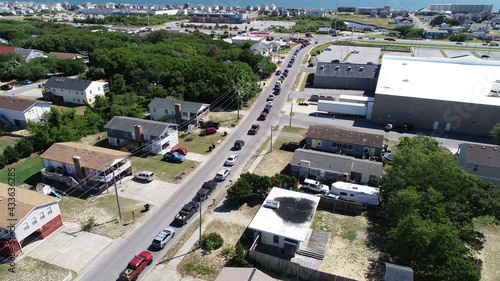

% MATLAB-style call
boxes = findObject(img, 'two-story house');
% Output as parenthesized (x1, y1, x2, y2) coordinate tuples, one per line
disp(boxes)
(0, 184, 63, 259)
(457, 143, 500, 187)
(40, 142, 132, 194)
(148, 98, 210, 128)
(42, 77, 108, 105)
(305, 125, 384, 158)
(104, 116, 178, 155)
(0, 96, 51, 128)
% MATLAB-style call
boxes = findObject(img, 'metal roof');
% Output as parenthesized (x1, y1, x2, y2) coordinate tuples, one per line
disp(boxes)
(306, 125, 384, 147)
(104, 116, 176, 137)
(315, 62, 379, 78)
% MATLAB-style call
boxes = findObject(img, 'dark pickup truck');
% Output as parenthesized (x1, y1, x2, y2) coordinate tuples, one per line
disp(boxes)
(174, 201, 199, 225)
(196, 180, 217, 201)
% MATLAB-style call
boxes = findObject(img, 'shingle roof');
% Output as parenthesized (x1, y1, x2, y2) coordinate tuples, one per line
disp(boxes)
(40, 142, 131, 171)
(13, 48, 33, 61)
(0, 183, 59, 229)
(306, 125, 384, 147)
(291, 148, 382, 176)
(385, 262, 414, 281)
(0, 96, 50, 112)
(104, 116, 176, 137)
(49, 52, 78, 60)
(148, 97, 209, 113)
(460, 143, 500, 167)
(315, 62, 379, 78)
(44, 76, 93, 91)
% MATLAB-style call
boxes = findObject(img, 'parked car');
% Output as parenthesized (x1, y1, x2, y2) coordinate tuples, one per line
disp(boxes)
(331, 59, 340, 63)
(283, 69, 289, 73)
(266, 94, 275, 101)
(275, 70, 282, 75)
(281, 142, 301, 151)
(481, 54, 490, 59)
(263, 105, 271, 113)
(456, 42, 463, 45)
(215, 167, 231, 181)
(164, 151, 185, 163)
(200, 120, 220, 129)
(152, 228, 175, 249)
(20, 79, 32, 85)
(300, 179, 329, 194)
(134, 171, 155, 182)
(258, 111, 268, 121)
(351, 49, 359, 54)
(224, 153, 239, 166)
(200, 127, 217, 136)
(0, 84, 12, 90)
(170, 147, 188, 155)
(384, 123, 414, 133)
(248, 124, 260, 135)
(357, 36, 363, 39)
(234, 140, 245, 150)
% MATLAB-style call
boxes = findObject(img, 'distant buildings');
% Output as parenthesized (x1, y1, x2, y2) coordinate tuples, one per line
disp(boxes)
(427, 4, 493, 14)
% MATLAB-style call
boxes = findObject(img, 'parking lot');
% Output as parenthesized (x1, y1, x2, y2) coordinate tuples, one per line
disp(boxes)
(317, 45, 381, 64)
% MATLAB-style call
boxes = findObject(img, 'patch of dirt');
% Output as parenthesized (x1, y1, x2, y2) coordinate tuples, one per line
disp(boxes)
(177, 201, 261, 281)
(475, 222, 500, 281)
(1, 257, 75, 281)
(252, 150, 292, 177)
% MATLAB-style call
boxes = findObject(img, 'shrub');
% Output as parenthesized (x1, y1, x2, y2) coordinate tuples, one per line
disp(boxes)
(15, 138, 34, 158)
(202, 232, 224, 250)
(83, 216, 96, 231)
(3, 145, 20, 164)
(221, 244, 235, 257)
(232, 243, 252, 267)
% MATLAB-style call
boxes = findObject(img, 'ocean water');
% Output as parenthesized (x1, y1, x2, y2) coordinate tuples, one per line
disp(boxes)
(70, 0, 497, 12)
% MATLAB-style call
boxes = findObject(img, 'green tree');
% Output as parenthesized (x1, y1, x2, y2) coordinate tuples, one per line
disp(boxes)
(3, 145, 20, 164)
(14, 139, 34, 158)
(449, 33, 468, 42)
(202, 232, 224, 250)
(227, 180, 253, 200)
(490, 123, 500, 144)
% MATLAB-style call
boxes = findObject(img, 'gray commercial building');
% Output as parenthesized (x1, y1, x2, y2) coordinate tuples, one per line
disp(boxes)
(371, 55, 500, 136)
(313, 62, 379, 92)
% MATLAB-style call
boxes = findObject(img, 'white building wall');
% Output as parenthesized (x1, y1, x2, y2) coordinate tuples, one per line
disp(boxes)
(25, 103, 51, 121)
(15, 202, 61, 242)
(51, 81, 107, 105)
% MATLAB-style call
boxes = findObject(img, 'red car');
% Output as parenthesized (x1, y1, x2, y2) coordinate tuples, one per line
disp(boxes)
(1, 84, 13, 90)
(170, 147, 188, 155)
(200, 127, 217, 136)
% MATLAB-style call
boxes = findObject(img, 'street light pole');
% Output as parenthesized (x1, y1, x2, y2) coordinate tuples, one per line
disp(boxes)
(198, 198, 202, 248)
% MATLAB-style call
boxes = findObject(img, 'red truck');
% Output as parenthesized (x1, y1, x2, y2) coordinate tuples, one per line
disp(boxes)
(119, 251, 153, 281)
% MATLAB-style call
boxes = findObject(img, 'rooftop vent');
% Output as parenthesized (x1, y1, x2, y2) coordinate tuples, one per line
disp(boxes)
(335, 66, 340, 71)
(263, 200, 280, 209)
(359, 67, 364, 71)
(482, 146, 485, 149)
(347, 66, 352, 71)
(470, 144, 473, 147)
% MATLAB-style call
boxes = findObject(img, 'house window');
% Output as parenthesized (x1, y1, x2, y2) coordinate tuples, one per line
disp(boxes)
(337, 143, 342, 148)
(340, 192, 348, 196)
(342, 144, 348, 150)
(347, 145, 353, 150)
(89, 99, 92, 103)
(77, 99, 80, 102)
(31, 217, 38, 225)
(47, 207, 52, 215)
(110, 129, 115, 135)
(165, 109, 168, 114)
(273, 235, 279, 244)
(90, 90, 92, 94)
(316, 140, 322, 147)
(182, 112, 189, 118)
(40, 212, 45, 220)
(364, 147, 369, 153)
(98, 87, 101, 91)
(23, 222, 29, 230)
(473, 165, 479, 172)
(153, 108, 156, 113)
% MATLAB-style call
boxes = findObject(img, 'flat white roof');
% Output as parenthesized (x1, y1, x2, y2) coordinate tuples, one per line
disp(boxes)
(248, 188, 320, 242)
(339, 95, 374, 102)
(376, 55, 500, 106)
(331, 181, 380, 195)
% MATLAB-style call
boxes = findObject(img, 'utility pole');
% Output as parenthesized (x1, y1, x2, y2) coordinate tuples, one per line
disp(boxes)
(198, 199, 202, 248)
(107, 164, 122, 222)
(270, 126, 273, 152)
(237, 87, 241, 120)
(289, 103, 293, 127)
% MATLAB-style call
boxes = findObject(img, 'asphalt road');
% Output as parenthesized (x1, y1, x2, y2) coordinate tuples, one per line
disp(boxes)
(76, 41, 311, 281)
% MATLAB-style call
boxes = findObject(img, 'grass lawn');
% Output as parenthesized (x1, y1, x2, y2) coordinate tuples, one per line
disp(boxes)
(0, 135, 21, 152)
(50, 103, 87, 115)
(178, 131, 229, 154)
(0, 154, 43, 188)
(130, 154, 197, 182)
(208, 112, 241, 127)
(59, 194, 150, 238)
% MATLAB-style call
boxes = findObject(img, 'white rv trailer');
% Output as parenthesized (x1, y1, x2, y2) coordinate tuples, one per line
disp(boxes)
(330, 181, 380, 206)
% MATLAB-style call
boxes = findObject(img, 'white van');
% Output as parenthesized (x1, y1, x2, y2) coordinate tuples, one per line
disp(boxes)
(134, 171, 155, 182)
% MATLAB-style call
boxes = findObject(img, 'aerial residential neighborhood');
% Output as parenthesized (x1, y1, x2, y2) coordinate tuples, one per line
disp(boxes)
(0, 1, 500, 281)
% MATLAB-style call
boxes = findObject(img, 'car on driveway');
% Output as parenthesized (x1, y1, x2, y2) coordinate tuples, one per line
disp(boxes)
(0, 84, 13, 90)
(20, 79, 32, 85)
(248, 124, 260, 135)
(224, 153, 238, 166)
(200, 127, 217, 136)
(215, 167, 231, 181)
(170, 147, 188, 155)
(281, 142, 301, 151)
(152, 228, 175, 249)
(164, 151, 185, 163)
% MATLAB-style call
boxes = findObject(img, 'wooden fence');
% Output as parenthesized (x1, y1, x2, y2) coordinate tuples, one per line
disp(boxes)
(317, 197, 365, 215)
(248, 249, 358, 281)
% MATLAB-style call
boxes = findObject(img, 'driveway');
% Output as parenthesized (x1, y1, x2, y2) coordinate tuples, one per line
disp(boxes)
(24, 222, 113, 274)
(116, 177, 180, 205)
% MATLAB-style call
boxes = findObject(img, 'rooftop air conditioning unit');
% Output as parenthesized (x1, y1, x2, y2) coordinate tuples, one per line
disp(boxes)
(263, 200, 280, 209)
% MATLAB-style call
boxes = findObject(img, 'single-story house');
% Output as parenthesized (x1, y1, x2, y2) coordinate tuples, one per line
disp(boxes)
(40, 142, 132, 193)
(0, 184, 63, 260)
(248, 188, 325, 257)
(0, 96, 51, 128)
(148, 98, 210, 128)
(305, 125, 385, 158)
(290, 148, 382, 185)
(42, 76, 108, 105)
(457, 143, 500, 187)
(104, 116, 178, 155)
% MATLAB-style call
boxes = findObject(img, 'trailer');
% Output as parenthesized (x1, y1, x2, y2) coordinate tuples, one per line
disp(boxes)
(317, 100, 369, 117)
(330, 181, 380, 206)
